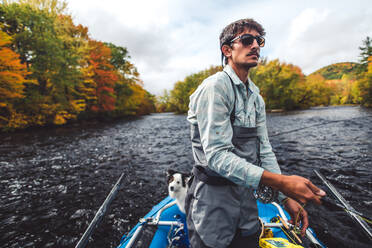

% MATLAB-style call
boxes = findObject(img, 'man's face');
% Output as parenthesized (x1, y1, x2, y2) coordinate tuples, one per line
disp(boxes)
(227, 28, 261, 70)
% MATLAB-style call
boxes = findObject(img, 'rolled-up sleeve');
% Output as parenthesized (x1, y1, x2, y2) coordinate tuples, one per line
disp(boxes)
(256, 96, 286, 201)
(256, 96, 280, 173)
(194, 78, 264, 189)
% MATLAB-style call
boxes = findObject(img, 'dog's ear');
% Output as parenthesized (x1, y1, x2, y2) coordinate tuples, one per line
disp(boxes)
(166, 169, 176, 184)
(182, 172, 191, 178)
(167, 169, 177, 177)
(181, 173, 191, 187)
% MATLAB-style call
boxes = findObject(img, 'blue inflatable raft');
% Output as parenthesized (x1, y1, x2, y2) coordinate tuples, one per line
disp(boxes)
(117, 196, 326, 248)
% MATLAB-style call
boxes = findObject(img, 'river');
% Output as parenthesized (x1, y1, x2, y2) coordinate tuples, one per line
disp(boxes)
(0, 106, 371, 248)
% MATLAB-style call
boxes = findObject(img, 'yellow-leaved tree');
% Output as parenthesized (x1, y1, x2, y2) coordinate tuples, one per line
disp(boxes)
(250, 59, 305, 110)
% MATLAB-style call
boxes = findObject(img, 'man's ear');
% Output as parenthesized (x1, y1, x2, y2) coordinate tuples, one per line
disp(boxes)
(221, 44, 232, 59)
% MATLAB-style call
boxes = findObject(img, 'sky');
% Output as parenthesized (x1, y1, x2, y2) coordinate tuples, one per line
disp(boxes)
(66, 0, 372, 95)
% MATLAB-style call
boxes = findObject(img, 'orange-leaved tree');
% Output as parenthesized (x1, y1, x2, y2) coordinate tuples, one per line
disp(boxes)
(0, 30, 34, 129)
(88, 40, 118, 112)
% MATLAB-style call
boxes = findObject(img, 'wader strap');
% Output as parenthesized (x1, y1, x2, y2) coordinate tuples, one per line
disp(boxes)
(223, 71, 237, 124)
(193, 166, 236, 186)
(224, 72, 260, 165)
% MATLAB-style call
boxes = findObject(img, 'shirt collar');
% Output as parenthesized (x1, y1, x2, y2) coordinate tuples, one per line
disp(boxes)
(223, 64, 244, 86)
(223, 64, 260, 94)
(248, 77, 259, 94)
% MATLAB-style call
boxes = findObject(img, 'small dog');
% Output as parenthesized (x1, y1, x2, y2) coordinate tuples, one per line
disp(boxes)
(167, 169, 190, 213)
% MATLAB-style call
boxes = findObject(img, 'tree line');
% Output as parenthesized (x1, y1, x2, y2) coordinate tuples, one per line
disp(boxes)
(1, 0, 371, 132)
(158, 37, 372, 113)
(0, 0, 155, 131)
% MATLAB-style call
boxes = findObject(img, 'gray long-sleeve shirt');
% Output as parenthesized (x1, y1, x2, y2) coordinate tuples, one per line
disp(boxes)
(187, 64, 283, 190)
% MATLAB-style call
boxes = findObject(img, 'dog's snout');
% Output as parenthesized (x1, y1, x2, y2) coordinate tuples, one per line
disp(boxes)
(170, 186, 174, 191)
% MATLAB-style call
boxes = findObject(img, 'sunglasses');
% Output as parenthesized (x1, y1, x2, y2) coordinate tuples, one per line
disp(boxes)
(230, 34, 265, 47)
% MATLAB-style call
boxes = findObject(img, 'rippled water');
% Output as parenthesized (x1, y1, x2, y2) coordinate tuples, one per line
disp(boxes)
(0, 106, 371, 248)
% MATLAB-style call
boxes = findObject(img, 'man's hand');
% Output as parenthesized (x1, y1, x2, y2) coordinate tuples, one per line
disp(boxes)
(279, 175, 326, 204)
(260, 171, 326, 205)
(283, 198, 308, 236)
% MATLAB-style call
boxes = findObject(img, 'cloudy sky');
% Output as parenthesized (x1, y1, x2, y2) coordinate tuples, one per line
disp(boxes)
(66, 0, 372, 95)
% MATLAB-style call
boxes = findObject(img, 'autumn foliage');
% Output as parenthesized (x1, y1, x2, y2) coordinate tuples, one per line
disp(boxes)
(88, 40, 118, 112)
(0, 30, 31, 128)
(1, 1, 370, 131)
(161, 38, 372, 113)
(0, 1, 155, 131)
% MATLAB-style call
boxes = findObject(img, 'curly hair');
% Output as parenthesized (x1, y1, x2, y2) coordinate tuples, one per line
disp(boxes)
(219, 19, 265, 65)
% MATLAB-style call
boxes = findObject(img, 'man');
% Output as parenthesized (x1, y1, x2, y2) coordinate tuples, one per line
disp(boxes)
(185, 19, 326, 248)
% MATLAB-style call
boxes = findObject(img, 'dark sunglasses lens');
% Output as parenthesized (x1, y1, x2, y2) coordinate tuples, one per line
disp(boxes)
(257, 37, 265, 47)
(240, 35, 265, 47)
(241, 35, 255, 46)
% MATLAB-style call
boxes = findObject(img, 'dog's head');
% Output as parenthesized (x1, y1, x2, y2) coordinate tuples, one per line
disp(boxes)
(167, 169, 190, 193)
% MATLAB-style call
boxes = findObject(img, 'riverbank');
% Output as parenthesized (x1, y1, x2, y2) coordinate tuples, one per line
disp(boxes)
(0, 113, 147, 134)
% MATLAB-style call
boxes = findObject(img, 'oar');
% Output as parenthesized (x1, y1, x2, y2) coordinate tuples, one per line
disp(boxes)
(322, 197, 372, 223)
(75, 173, 125, 248)
(314, 170, 372, 241)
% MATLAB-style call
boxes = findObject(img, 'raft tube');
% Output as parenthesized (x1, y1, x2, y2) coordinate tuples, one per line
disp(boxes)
(117, 196, 326, 248)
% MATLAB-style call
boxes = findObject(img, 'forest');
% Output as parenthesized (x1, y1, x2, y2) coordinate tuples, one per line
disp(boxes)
(0, 0, 156, 131)
(1, 0, 371, 131)
(157, 38, 372, 113)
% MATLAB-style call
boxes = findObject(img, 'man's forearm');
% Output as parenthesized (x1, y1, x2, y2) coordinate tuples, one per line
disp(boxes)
(260, 170, 284, 190)
(260, 170, 326, 205)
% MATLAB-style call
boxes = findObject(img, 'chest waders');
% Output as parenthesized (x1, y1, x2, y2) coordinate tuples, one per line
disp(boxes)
(185, 72, 262, 248)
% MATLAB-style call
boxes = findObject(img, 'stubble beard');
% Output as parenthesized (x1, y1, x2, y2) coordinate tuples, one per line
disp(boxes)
(238, 61, 258, 71)
(234, 53, 260, 71)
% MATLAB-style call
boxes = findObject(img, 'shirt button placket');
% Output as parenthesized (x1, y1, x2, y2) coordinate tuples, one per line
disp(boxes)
(244, 86, 250, 127)
(241, 86, 248, 126)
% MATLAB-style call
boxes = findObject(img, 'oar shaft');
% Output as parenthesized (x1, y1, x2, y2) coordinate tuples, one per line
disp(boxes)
(75, 173, 125, 248)
(314, 170, 372, 241)
(322, 197, 371, 221)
